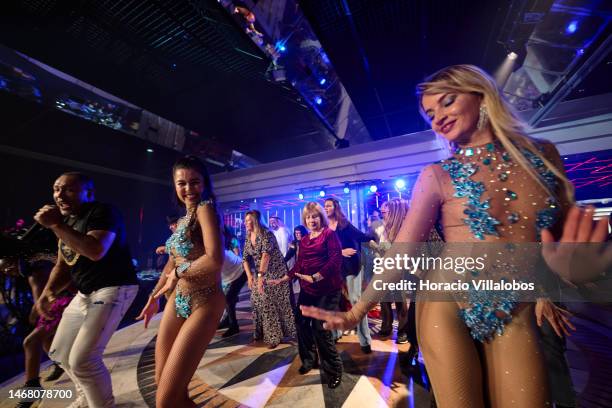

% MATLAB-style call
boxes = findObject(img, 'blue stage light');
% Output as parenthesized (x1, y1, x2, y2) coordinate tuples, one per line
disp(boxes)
(369, 185, 377, 193)
(566, 21, 578, 34)
(276, 42, 286, 52)
(319, 190, 325, 197)
(343, 186, 350, 194)
(394, 179, 406, 189)
(298, 192, 304, 200)
(146, 148, 154, 153)
(315, 96, 323, 105)
(319, 78, 327, 85)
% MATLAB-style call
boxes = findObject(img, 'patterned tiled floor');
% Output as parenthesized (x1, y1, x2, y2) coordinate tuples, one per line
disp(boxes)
(1, 290, 610, 407)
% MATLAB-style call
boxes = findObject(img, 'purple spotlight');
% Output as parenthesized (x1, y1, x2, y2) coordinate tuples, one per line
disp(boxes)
(315, 96, 322, 105)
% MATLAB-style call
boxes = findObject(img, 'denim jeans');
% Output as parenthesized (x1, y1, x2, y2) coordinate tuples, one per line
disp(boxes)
(49, 285, 138, 408)
(345, 270, 372, 347)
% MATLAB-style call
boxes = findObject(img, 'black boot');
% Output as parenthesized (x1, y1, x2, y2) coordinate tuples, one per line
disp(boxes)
(218, 318, 229, 330)
(15, 378, 41, 408)
(45, 363, 64, 381)
(222, 326, 240, 338)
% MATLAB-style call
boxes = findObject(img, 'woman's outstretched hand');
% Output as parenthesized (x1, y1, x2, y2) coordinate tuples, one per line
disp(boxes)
(300, 305, 359, 331)
(541, 206, 611, 284)
(535, 298, 576, 337)
(136, 296, 159, 329)
(153, 271, 178, 299)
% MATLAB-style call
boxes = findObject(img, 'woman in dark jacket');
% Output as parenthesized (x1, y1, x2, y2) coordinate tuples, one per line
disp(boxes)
(324, 198, 374, 353)
(284, 225, 308, 266)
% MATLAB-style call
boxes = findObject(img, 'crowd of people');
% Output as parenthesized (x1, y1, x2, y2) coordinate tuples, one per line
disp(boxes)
(3, 64, 610, 408)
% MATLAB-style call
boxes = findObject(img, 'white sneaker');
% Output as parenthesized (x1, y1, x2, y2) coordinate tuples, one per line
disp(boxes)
(65, 392, 87, 408)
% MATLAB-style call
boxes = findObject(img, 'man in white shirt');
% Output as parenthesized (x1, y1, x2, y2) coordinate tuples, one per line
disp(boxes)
(269, 215, 290, 257)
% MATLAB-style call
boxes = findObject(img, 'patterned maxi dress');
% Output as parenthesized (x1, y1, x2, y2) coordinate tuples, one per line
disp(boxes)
(243, 229, 296, 346)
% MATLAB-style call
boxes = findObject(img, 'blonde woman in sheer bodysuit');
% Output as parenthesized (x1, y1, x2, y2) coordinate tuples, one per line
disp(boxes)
(302, 65, 577, 407)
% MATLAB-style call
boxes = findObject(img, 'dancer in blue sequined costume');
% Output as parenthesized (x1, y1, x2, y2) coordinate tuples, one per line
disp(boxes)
(137, 156, 225, 408)
(302, 65, 578, 407)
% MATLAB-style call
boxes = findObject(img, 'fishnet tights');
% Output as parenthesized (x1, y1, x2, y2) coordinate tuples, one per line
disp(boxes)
(154, 290, 225, 408)
(416, 301, 551, 407)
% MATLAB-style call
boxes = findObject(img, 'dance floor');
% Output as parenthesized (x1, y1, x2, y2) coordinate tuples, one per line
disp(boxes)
(1, 290, 611, 407)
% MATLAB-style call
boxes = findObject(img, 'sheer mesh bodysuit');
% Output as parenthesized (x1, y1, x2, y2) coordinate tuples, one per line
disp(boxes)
(154, 201, 225, 406)
(403, 140, 569, 407)
(165, 201, 222, 316)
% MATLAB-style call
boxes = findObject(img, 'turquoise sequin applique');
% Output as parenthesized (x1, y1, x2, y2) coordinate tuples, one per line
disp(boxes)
(522, 148, 560, 237)
(175, 289, 192, 319)
(441, 158, 500, 240)
(165, 218, 193, 258)
(459, 284, 519, 342)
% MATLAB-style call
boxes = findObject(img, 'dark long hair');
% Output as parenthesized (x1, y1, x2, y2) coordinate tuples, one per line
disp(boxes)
(293, 225, 308, 241)
(172, 155, 216, 208)
(324, 198, 348, 228)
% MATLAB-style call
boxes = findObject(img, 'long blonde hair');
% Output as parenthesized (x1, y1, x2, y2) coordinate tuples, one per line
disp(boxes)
(245, 210, 268, 237)
(382, 199, 410, 243)
(416, 64, 574, 204)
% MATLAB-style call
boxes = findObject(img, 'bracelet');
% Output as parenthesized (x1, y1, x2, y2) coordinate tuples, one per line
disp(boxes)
(175, 261, 192, 279)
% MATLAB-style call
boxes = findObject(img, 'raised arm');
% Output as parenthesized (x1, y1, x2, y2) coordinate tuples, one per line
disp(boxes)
(35, 204, 118, 262)
(176, 203, 224, 279)
(153, 203, 223, 299)
(49, 225, 115, 262)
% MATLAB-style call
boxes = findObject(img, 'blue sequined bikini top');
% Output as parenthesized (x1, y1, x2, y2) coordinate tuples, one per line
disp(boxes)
(439, 142, 560, 240)
(165, 200, 213, 258)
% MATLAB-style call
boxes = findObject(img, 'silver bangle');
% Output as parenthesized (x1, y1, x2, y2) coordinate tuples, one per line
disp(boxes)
(175, 261, 191, 278)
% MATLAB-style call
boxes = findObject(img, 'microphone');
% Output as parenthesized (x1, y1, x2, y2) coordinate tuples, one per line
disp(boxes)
(18, 223, 45, 242)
